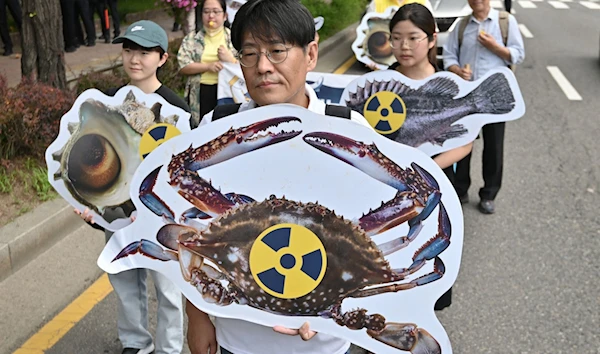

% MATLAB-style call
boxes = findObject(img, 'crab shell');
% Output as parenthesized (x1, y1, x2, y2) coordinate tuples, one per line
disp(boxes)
(178, 197, 397, 315)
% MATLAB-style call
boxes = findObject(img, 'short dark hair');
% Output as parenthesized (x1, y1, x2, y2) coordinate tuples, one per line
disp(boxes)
(122, 39, 166, 57)
(231, 0, 315, 51)
(389, 4, 437, 67)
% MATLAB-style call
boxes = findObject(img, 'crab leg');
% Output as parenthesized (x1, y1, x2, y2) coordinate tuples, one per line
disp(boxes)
(181, 192, 255, 223)
(368, 324, 441, 354)
(322, 305, 441, 354)
(112, 239, 177, 262)
(303, 132, 447, 250)
(168, 117, 302, 176)
(346, 257, 446, 299)
(139, 166, 176, 222)
(140, 117, 302, 221)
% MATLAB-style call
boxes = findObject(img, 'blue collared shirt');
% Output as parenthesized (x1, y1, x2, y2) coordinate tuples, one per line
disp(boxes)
(443, 8, 525, 81)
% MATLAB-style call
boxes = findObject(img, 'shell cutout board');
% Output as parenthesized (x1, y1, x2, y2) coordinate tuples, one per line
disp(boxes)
(353, 2, 432, 70)
(341, 67, 525, 156)
(45, 85, 192, 231)
(353, 5, 400, 70)
(98, 104, 464, 353)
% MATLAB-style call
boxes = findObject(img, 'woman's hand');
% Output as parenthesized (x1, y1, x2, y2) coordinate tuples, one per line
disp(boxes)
(208, 61, 224, 73)
(74, 208, 94, 224)
(273, 322, 317, 341)
(217, 45, 236, 63)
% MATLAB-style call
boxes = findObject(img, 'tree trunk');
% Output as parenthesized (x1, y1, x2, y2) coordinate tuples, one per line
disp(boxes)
(21, 0, 67, 89)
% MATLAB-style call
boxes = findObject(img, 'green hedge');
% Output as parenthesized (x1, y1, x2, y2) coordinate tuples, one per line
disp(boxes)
(302, 0, 370, 41)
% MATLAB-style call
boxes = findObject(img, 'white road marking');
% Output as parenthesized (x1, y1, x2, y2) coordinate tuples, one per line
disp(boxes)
(518, 24, 534, 38)
(491, 0, 504, 7)
(511, 8, 517, 13)
(530, 0, 543, 2)
(519, 0, 538, 7)
(559, 0, 573, 2)
(580, 1, 600, 8)
(547, 66, 582, 101)
(549, 0, 570, 7)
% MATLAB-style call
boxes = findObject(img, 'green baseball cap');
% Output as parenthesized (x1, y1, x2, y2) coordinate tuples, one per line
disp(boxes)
(112, 20, 168, 52)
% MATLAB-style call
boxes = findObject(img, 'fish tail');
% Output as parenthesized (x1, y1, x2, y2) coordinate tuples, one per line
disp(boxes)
(467, 73, 515, 114)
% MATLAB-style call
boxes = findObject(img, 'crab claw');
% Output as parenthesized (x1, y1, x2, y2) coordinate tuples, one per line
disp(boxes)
(303, 132, 410, 192)
(139, 166, 176, 222)
(112, 239, 177, 262)
(407, 203, 451, 273)
(367, 323, 441, 354)
(171, 117, 303, 175)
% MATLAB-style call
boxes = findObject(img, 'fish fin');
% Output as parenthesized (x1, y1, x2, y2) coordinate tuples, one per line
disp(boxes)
(432, 124, 468, 145)
(467, 73, 515, 114)
(416, 77, 460, 97)
(346, 78, 415, 113)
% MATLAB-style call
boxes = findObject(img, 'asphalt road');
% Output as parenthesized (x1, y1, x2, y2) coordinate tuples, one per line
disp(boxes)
(2, 2, 600, 353)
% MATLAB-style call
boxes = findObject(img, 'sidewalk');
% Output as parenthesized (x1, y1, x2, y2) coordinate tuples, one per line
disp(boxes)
(0, 11, 185, 88)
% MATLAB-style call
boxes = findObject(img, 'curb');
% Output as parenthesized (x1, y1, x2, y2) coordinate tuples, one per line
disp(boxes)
(0, 198, 84, 282)
(318, 22, 359, 58)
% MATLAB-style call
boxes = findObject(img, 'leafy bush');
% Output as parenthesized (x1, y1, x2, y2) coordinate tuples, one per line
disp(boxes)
(74, 67, 129, 95)
(302, 0, 370, 41)
(0, 77, 75, 160)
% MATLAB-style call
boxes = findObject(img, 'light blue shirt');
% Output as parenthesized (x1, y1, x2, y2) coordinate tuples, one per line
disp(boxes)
(443, 8, 525, 81)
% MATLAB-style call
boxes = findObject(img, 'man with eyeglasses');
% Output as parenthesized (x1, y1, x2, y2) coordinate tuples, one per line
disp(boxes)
(442, 0, 524, 214)
(187, 1, 370, 353)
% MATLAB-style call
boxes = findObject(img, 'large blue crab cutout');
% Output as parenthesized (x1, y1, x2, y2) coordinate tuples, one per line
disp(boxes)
(45, 86, 192, 231)
(341, 67, 525, 156)
(98, 104, 463, 353)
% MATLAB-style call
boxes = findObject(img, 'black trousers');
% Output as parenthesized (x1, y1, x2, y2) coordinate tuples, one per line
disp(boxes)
(61, 0, 78, 48)
(0, 0, 21, 51)
(89, 0, 120, 37)
(504, 0, 512, 12)
(199, 84, 218, 121)
(69, 0, 95, 46)
(454, 122, 505, 201)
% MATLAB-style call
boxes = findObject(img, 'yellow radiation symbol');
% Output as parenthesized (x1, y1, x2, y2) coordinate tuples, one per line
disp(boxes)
(139, 123, 181, 160)
(363, 91, 407, 135)
(249, 223, 327, 299)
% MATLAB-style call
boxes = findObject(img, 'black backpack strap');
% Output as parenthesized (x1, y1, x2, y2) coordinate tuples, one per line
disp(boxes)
(212, 103, 242, 121)
(324, 104, 352, 119)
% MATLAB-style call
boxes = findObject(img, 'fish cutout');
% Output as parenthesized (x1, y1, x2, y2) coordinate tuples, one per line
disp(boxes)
(341, 67, 526, 156)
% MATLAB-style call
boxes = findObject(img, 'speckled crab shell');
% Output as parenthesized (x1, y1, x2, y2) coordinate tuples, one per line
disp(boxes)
(181, 196, 404, 315)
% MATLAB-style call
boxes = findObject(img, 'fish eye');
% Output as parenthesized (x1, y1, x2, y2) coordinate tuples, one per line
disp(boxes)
(68, 134, 121, 192)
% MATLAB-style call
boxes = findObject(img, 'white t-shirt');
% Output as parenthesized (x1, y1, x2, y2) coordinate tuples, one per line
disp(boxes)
(201, 84, 370, 354)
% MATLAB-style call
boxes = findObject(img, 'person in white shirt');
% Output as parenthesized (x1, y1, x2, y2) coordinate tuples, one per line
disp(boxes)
(187, 1, 370, 353)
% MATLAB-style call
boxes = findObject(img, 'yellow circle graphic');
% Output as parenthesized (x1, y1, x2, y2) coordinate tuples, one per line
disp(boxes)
(363, 91, 407, 134)
(139, 123, 181, 160)
(249, 223, 327, 299)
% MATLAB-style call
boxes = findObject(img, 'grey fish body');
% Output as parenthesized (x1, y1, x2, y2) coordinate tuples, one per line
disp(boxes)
(346, 73, 515, 147)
